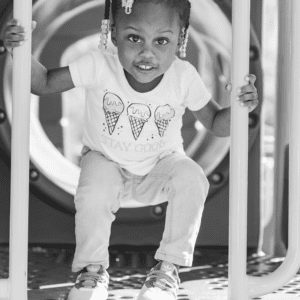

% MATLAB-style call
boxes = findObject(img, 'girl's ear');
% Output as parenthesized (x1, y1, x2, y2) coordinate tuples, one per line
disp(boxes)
(111, 24, 117, 46)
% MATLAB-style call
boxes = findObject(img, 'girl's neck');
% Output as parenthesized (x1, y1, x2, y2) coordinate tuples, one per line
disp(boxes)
(124, 70, 163, 93)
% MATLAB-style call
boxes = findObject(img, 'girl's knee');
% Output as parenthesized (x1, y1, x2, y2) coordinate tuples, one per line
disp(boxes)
(75, 185, 120, 213)
(79, 151, 123, 188)
(75, 151, 123, 212)
(174, 158, 204, 179)
(173, 159, 209, 193)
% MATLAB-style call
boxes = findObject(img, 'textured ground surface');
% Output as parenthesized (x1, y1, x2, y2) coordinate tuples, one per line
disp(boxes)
(1, 245, 300, 299)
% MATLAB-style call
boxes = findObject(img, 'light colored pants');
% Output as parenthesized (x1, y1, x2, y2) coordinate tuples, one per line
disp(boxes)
(72, 147, 209, 272)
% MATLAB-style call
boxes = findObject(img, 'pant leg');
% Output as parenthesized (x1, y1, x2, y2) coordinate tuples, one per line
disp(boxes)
(134, 153, 210, 267)
(72, 150, 123, 272)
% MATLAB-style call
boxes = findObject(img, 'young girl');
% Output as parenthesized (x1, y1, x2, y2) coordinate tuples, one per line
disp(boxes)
(3, 0, 258, 299)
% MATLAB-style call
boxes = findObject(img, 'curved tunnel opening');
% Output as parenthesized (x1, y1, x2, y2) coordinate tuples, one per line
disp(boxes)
(0, 0, 262, 230)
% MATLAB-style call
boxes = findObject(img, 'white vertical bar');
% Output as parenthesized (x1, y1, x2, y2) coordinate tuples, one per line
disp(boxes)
(247, 0, 300, 297)
(269, 0, 291, 257)
(9, 0, 32, 300)
(228, 0, 250, 299)
(288, 0, 300, 261)
(0, 280, 9, 300)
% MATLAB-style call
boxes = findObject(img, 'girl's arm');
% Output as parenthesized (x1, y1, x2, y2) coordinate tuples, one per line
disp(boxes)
(31, 58, 74, 95)
(192, 75, 259, 137)
(192, 100, 231, 137)
(4, 19, 75, 96)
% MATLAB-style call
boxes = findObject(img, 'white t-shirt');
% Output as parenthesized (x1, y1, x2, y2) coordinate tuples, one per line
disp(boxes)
(69, 50, 211, 175)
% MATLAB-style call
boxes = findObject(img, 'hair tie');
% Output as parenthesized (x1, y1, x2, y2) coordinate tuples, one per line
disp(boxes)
(122, 0, 134, 14)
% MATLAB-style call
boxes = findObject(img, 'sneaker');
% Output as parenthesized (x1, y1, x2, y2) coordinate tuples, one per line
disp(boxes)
(136, 261, 180, 300)
(68, 264, 109, 300)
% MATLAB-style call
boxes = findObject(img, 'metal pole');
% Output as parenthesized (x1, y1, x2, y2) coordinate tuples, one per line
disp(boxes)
(8, 0, 32, 300)
(263, 0, 292, 257)
(227, 0, 251, 299)
(273, 0, 292, 257)
(247, 0, 300, 297)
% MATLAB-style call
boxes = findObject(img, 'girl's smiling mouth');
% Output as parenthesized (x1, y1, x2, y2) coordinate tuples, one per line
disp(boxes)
(135, 62, 157, 72)
(137, 65, 154, 70)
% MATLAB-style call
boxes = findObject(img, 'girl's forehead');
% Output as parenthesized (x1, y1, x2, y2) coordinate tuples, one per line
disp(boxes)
(115, 2, 181, 31)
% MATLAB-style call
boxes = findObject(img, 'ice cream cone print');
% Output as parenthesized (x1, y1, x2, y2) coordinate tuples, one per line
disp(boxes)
(103, 109, 121, 135)
(103, 93, 125, 135)
(128, 116, 146, 140)
(155, 119, 169, 137)
(127, 104, 151, 140)
(154, 105, 175, 137)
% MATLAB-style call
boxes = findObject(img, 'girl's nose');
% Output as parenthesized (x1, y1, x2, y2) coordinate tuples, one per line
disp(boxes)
(140, 44, 154, 59)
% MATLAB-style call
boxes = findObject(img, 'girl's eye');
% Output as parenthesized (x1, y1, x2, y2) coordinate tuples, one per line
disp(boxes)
(128, 35, 142, 43)
(156, 38, 168, 45)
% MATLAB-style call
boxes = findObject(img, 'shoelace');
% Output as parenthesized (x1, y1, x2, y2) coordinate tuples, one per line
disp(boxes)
(78, 271, 109, 289)
(146, 270, 179, 291)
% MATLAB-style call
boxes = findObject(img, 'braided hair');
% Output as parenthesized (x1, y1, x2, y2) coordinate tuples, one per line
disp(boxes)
(107, 0, 191, 34)
(100, 0, 191, 55)
(104, 0, 111, 20)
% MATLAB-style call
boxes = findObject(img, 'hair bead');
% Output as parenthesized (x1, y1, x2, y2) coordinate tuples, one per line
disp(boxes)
(99, 0, 112, 50)
(98, 19, 110, 50)
(180, 28, 189, 58)
(122, 0, 134, 14)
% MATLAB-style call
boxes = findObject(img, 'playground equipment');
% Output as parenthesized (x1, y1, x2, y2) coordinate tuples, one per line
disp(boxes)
(0, 1, 32, 299)
(1, 0, 300, 299)
(0, 0, 263, 248)
(228, 0, 300, 299)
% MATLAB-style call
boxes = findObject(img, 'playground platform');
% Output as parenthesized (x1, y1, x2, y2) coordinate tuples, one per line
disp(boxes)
(1, 245, 300, 300)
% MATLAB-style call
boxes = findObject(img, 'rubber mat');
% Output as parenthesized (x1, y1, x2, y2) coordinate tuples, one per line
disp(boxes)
(1, 246, 300, 299)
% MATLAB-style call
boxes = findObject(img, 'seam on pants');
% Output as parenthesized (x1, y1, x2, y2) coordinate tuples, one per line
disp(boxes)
(132, 177, 138, 199)
(165, 178, 176, 244)
(132, 173, 169, 199)
(131, 174, 143, 199)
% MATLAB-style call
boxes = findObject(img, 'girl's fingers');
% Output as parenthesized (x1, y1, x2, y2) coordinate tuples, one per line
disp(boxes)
(240, 99, 256, 107)
(5, 24, 26, 37)
(225, 83, 232, 94)
(237, 85, 257, 95)
(237, 92, 258, 102)
(5, 29, 27, 41)
(242, 99, 259, 110)
(7, 41, 24, 47)
(6, 19, 36, 31)
(32, 21, 37, 30)
(245, 74, 256, 85)
(6, 19, 21, 27)
(4, 25, 27, 47)
(6, 33, 26, 42)
(225, 83, 232, 91)
(225, 75, 258, 110)
(4, 33, 26, 52)
(228, 75, 256, 94)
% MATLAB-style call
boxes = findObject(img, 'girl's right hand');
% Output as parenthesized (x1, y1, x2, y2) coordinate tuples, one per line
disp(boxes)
(3, 19, 36, 54)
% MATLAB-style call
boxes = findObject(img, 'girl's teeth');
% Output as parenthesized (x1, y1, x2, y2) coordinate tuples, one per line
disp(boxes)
(139, 65, 152, 70)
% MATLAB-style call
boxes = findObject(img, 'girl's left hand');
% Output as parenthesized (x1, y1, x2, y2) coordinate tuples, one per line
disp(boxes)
(225, 74, 259, 112)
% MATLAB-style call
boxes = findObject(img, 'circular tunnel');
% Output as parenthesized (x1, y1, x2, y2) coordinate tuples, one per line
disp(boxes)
(0, 0, 262, 242)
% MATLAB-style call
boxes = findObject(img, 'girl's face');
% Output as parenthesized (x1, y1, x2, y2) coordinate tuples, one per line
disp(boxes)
(111, 2, 182, 92)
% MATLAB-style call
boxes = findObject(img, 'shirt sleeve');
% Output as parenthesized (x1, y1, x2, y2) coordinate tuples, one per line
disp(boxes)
(184, 69, 212, 111)
(69, 51, 101, 88)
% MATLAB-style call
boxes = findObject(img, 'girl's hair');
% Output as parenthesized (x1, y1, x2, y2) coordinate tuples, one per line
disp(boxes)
(105, 0, 191, 33)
